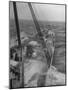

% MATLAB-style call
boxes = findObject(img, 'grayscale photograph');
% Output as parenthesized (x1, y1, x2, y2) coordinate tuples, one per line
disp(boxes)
(9, 1, 66, 89)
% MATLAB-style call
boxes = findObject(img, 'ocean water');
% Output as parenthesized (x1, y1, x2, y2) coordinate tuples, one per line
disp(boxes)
(10, 19, 66, 73)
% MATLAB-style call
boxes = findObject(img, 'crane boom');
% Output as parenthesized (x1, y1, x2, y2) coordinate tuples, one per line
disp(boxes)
(28, 2, 46, 48)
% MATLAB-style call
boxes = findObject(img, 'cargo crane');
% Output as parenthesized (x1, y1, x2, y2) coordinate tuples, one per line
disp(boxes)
(28, 2, 52, 66)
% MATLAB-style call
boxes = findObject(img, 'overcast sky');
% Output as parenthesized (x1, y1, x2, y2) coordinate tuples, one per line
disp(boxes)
(10, 2, 65, 22)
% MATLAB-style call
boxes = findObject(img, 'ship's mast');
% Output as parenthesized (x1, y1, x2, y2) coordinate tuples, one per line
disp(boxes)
(13, 1, 24, 87)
